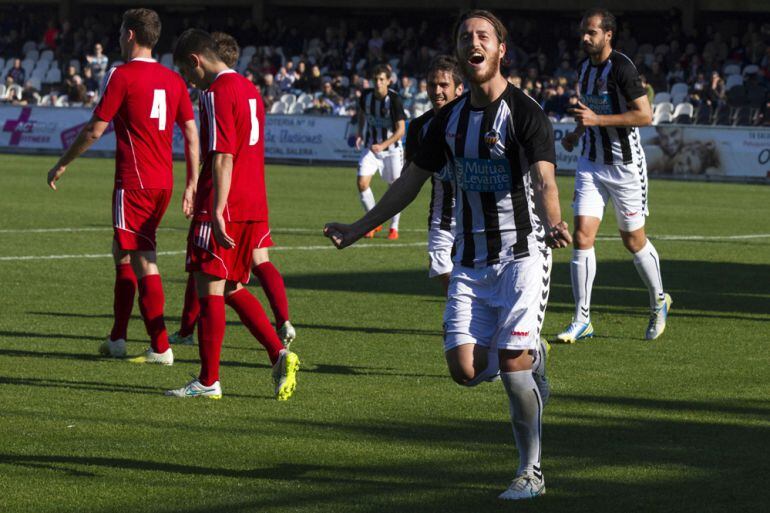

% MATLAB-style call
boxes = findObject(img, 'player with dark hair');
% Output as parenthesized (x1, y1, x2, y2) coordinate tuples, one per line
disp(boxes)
(326, 9, 571, 500)
(171, 32, 296, 348)
(559, 8, 670, 343)
(404, 55, 464, 293)
(47, 8, 199, 365)
(166, 29, 299, 400)
(356, 63, 406, 239)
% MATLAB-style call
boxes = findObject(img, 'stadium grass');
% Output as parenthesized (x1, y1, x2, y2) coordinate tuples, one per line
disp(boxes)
(0, 154, 768, 513)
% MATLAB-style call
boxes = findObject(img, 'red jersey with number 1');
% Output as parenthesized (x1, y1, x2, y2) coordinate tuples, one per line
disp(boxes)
(195, 70, 267, 222)
(93, 58, 194, 190)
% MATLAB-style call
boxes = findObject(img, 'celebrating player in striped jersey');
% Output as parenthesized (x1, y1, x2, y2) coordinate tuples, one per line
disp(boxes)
(326, 10, 571, 500)
(171, 31, 296, 348)
(166, 29, 299, 400)
(356, 64, 406, 240)
(47, 8, 199, 365)
(404, 56, 463, 294)
(559, 8, 671, 343)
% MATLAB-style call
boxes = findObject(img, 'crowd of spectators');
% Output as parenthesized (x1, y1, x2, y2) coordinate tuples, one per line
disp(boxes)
(1, 6, 769, 125)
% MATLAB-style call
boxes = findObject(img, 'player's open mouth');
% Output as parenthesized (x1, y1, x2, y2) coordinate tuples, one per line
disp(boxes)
(468, 52, 485, 66)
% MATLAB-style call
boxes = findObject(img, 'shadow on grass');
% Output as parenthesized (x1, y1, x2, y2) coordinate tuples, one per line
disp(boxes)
(1, 394, 768, 513)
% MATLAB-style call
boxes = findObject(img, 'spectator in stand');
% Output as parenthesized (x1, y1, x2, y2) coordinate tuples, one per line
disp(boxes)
(667, 61, 686, 87)
(705, 71, 726, 107)
(410, 78, 429, 117)
(275, 65, 295, 91)
(314, 80, 343, 115)
(648, 61, 668, 94)
(554, 59, 577, 83)
(307, 64, 323, 92)
(246, 55, 261, 77)
(86, 43, 109, 80)
(43, 20, 59, 50)
(8, 58, 25, 84)
(16, 80, 40, 106)
(82, 66, 99, 93)
(261, 73, 281, 110)
(63, 64, 78, 90)
(66, 74, 87, 105)
(398, 75, 415, 109)
(543, 84, 569, 119)
(507, 74, 522, 89)
(293, 61, 309, 91)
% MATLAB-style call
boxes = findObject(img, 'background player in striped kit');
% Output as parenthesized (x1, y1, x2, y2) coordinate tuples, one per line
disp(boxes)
(558, 8, 672, 343)
(325, 10, 571, 500)
(46, 8, 199, 365)
(170, 32, 296, 348)
(404, 55, 463, 294)
(356, 64, 406, 240)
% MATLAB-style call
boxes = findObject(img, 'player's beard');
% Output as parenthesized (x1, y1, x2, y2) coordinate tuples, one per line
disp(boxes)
(460, 51, 500, 85)
(583, 39, 605, 57)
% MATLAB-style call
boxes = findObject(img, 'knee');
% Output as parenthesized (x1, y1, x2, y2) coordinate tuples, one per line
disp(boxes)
(446, 360, 476, 386)
(621, 231, 647, 253)
(357, 179, 369, 192)
(252, 248, 269, 266)
(573, 228, 596, 249)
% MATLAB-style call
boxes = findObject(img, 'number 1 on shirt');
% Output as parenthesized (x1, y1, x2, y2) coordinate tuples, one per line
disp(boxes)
(151, 89, 167, 130)
(249, 98, 259, 145)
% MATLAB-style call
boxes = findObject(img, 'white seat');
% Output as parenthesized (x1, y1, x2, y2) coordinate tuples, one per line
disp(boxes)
(725, 74, 743, 91)
(670, 83, 689, 105)
(39, 94, 52, 106)
(742, 64, 760, 76)
(54, 94, 69, 107)
(0, 84, 6, 99)
(652, 110, 673, 125)
(33, 61, 50, 74)
(673, 102, 694, 120)
(270, 101, 286, 114)
(22, 40, 37, 55)
(280, 93, 296, 106)
(289, 102, 305, 114)
(21, 58, 35, 75)
(560, 116, 575, 123)
(44, 67, 61, 84)
(25, 49, 39, 61)
(653, 92, 671, 105)
(296, 92, 313, 104)
(28, 77, 42, 91)
(723, 64, 741, 76)
(40, 50, 54, 62)
(654, 102, 674, 116)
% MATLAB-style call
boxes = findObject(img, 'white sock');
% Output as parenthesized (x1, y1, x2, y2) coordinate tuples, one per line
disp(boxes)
(570, 247, 596, 323)
(390, 212, 400, 231)
(633, 240, 665, 308)
(501, 370, 543, 475)
(359, 188, 375, 212)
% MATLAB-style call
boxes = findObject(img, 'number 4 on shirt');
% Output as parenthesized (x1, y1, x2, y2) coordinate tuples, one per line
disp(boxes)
(151, 89, 167, 130)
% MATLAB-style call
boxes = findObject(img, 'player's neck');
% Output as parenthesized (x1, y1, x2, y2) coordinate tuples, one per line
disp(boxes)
(469, 74, 508, 108)
(589, 46, 613, 66)
(202, 62, 231, 87)
(128, 45, 153, 61)
(374, 88, 388, 99)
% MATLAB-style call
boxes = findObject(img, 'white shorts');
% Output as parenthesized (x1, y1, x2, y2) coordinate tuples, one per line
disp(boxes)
(357, 147, 404, 183)
(427, 228, 454, 278)
(443, 250, 552, 352)
(573, 158, 649, 232)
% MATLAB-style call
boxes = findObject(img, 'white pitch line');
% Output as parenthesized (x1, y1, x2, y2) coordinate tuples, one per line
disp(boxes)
(0, 242, 427, 262)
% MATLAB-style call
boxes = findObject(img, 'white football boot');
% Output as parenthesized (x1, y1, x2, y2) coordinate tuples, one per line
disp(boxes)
(278, 320, 296, 347)
(498, 469, 546, 500)
(98, 337, 126, 358)
(646, 293, 672, 340)
(129, 347, 174, 366)
(165, 377, 222, 399)
(556, 319, 594, 344)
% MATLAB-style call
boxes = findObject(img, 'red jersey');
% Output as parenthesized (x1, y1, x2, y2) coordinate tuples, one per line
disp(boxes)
(195, 70, 267, 222)
(93, 58, 194, 190)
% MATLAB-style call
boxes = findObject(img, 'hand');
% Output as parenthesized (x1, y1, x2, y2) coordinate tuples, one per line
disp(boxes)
(544, 221, 572, 249)
(561, 132, 580, 152)
(323, 222, 362, 249)
(182, 185, 196, 219)
(355, 136, 364, 150)
(212, 214, 235, 249)
(371, 143, 385, 154)
(569, 101, 600, 127)
(47, 164, 67, 190)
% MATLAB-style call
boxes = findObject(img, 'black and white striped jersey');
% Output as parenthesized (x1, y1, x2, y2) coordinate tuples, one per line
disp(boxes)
(413, 84, 556, 269)
(359, 88, 406, 151)
(576, 50, 647, 166)
(405, 109, 455, 234)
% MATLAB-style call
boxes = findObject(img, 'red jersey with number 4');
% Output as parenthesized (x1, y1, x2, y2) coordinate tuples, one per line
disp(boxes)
(93, 58, 194, 190)
(195, 70, 267, 222)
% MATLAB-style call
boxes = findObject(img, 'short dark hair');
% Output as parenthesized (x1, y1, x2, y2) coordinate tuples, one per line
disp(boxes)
(122, 8, 161, 49)
(371, 63, 390, 80)
(453, 10, 508, 46)
(427, 55, 463, 88)
(582, 8, 617, 37)
(173, 28, 220, 66)
(211, 31, 239, 68)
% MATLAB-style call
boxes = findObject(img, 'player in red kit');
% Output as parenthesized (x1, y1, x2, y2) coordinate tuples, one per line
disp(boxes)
(166, 29, 300, 400)
(47, 8, 199, 365)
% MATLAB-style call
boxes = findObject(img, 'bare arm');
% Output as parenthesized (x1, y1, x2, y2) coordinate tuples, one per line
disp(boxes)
(372, 119, 405, 152)
(355, 109, 365, 149)
(211, 152, 235, 248)
(47, 116, 109, 190)
(182, 119, 200, 218)
(571, 95, 652, 128)
(325, 162, 431, 248)
(530, 160, 571, 249)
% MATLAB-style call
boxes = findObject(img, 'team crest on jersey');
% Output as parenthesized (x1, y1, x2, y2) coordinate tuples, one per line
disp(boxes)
(484, 129, 500, 148)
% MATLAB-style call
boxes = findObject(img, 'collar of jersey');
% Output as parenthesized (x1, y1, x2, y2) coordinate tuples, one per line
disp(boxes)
(130, 57, 156, 63)
(216, 69, 238, 79)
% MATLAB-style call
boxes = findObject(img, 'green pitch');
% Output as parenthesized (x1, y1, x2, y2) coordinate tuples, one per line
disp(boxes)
(0, 154, 768, 513)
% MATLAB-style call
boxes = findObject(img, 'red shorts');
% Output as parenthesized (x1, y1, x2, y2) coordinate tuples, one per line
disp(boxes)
(112, 188, 172, 251)
(186, 220, 273, 283)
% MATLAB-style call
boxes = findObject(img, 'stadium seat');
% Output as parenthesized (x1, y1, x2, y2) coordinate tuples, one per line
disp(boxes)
(654, 44, 669, 55)
(236, 55, 250, 73)
(296, 92, 313, 105)
(742, 64, 760, 77)
(242, 46, 257, 59)
(160, 53, 174, 69)
(44, 67, 61, 85)
(694, 103, 712, 124)
(723, 63, 741, 76)
(560, 115, 575, 123)
(21, 58, 35, 75)
(25, 49, 39, 62)
(21, 40, 36, 55)
(673, 102, 694, 124)
(725, 74, 743, 91)
(280, 93, 296, 106)
(33, 60, 50, 74)
(670, 83, 689, 105)
(270, 101, 287, 114)
(643, 53, 655, 68)
(732, 106, 752, 126)
(654, 101, 674, 117)
(652, 110, 673, 125)
(713, 104, 731, 125)
(356, 58, 367, 72)
(0, 84, 6, 100)
(54, 94, 69, 107)
(68, 59, 81, 73)
(289, 103, 305, 115)
(653, 92, 671, 105)
(39, 94, 52, 106)
(39, 50, 54, 62)
(0, 58, 4, 73)
(28, 77, 42, 92)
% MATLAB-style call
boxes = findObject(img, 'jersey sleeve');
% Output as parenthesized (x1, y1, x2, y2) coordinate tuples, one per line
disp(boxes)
(175, 77, 195, 125)
(404, 116, 421, 162)
(210, 88, 236, 155)
(617, 59, 646, 102)
(512, 92, 556, 165)
(92, 67, 126, 123)
(412, 114, 447, 174)
(390, 93, 406, 123)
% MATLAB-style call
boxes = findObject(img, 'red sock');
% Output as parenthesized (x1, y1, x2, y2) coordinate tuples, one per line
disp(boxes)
(110, 263, 137, 341)
(226, 288, 284, 364)
(253, 262, 289, 327)
(138, 274, 170, 353)
(179, 273, 200, 337)
(198, 295, 225, 386)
